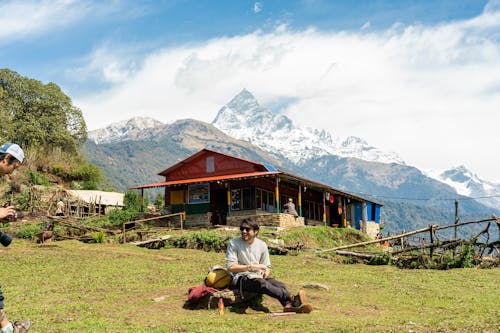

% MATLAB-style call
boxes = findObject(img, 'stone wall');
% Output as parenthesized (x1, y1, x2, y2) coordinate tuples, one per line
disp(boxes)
(227, 213, 304, 229)
(184, 213, 211, 228)
(360, 220, 380, 239)
(305, 219, 324, 226)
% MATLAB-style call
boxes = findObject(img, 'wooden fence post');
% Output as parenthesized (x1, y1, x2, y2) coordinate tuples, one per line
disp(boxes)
(429, 225, 434, 259)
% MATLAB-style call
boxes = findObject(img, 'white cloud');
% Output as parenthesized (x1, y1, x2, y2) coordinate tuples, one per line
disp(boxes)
(0, 0, 136, 43)
(75, 5, 500, 183)
(66, 42, 146, 84)
(253, 2, 263, 13)
(0, 0, 84, 41)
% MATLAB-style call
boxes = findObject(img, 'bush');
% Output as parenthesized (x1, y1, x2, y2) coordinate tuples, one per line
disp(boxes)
(92, 231, 106, 243)
(13, 189, 37, 211)
(168, 230, 230, 252)
(369, 253, 392, 265)
(29, 171, 49, 186)
(52, 161, 102, 184)
(69, 163, 102, 182)
(107, 209, 138, 226)
(154, 193, 165, 211)
(16, 223, 42, 239)
(81, 216, 112, 229)
(124, 190, 145, 212)
(70, 180, 99, 190)
(438, 243, 476, 269)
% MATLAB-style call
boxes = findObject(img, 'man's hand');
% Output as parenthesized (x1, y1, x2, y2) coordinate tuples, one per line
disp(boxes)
(252, 264, 270, 278)
(0, 206, 16, 220)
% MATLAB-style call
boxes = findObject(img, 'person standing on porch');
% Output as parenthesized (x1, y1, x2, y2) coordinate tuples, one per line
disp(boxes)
(225, 218, 312, 313)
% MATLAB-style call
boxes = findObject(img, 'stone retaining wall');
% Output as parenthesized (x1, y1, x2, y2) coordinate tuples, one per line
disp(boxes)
(227, 213, 304, 229)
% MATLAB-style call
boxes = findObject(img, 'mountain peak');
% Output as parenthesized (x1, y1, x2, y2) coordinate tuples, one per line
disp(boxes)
(230, 88, 256, 104)
(88, 116, 165, 144)
(219, 88, 261, 119)
(212, 89, 404, 165)
(424, 166, 500, 209)
(440, 165, 478, 183)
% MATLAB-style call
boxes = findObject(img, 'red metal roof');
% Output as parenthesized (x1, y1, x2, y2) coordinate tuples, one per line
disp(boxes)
(158, 149, 268, 177)
(131, 148, 381, 204)
(130, 171, 279, 189)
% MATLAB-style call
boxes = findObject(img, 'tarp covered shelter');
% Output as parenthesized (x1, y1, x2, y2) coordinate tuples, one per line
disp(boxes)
(65, 190, 124, 217)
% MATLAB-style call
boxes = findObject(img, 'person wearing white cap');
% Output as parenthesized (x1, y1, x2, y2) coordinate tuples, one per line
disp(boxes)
(0, 142, 24, 176)
(0, 141, 30, 332)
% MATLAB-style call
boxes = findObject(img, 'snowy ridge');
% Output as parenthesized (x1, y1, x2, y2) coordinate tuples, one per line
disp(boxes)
(425, 165, 500, 209)
(88, 117, 165, 144)
(85, 90, 498, 211)
(212, 89, 404, 165)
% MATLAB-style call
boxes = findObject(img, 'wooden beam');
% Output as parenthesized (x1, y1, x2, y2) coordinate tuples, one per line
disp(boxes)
(319, 226, 436, 252)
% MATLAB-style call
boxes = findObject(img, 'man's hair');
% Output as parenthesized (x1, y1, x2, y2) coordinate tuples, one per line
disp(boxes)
(240, 218, 260, 232)
(0, 153, 20, 165)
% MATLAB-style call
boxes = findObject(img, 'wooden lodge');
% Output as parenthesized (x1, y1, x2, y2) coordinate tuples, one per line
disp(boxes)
(131, 149, 382, 238)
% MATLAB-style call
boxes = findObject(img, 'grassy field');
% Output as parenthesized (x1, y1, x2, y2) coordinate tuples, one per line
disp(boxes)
(0, 239, 498, 332)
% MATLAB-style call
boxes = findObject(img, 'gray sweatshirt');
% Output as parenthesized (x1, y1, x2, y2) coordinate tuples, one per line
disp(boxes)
(225, 236, 271, 283)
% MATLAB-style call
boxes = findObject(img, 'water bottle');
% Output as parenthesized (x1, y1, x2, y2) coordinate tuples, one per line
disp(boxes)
(218, 297, 224, 315)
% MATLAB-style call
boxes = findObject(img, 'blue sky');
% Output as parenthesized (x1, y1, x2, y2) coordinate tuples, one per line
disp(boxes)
(1, 0, 499, 182)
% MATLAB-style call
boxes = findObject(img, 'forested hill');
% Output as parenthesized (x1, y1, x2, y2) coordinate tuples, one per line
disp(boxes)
(0, 69, 102, 192)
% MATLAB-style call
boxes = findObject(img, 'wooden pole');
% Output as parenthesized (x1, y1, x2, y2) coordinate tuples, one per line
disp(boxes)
(275, 177, 280, 215)
(454, 200, 459, 240)
(437, 217, 497, 230)
(122, 222, 126, 244)
(429, 225, 434, 259)
(226, 184, 231, 217)
(319, 226, 435, 252)
(98, 196, 102, 217)
(319, 217, 498, 253)
(121, 212, 184, 243)
(298, 184, 302, 217)
(323, 192, 326, 226)
(141, 188, 145, 212)
(335, 250, 375, 259)
(391, 239, 461, 255)
(343, 197, 347, 227)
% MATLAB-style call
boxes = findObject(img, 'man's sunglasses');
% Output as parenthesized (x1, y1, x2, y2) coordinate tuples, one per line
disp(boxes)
(240, 226, 252, 232)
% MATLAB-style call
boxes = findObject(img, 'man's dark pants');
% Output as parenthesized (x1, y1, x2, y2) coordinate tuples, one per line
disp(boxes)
(238, 277, 291, 306)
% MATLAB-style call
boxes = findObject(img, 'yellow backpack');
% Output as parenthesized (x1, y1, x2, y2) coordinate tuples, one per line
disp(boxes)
(204, 265, 232, 289)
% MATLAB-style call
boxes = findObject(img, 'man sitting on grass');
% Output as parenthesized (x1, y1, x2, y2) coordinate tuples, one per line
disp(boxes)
(225, 218, 312, 313)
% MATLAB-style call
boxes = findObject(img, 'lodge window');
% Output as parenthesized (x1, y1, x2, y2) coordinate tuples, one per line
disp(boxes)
(303, 200, 323, 221)
(206, 156, 215, 173)
(255, 188, 275, 213)
(231, 187, 252, 211)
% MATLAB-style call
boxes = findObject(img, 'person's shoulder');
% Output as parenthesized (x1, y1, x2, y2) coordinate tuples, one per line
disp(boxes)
(229, 237, 243, 246)
(255, 237, 268, 248)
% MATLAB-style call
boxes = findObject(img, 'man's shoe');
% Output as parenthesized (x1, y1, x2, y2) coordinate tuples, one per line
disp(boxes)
(292, 290, 306, 307)
(283, 303, 313, 313)
(295, 303, 313, 313)
(13, 319, 30, 333)
(283, 290, 312, 313)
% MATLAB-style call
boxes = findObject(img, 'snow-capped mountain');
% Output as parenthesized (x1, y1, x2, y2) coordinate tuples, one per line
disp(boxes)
(425, 165, 500, 209)
(211, 89, 404, 165)
(88, 117, 165, 144)
(85, 90, 498, 214)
